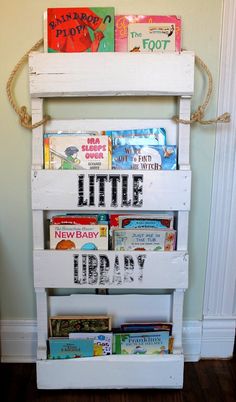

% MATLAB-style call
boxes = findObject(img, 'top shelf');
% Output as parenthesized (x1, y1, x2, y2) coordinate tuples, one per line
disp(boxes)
(29, 51, 194, 98)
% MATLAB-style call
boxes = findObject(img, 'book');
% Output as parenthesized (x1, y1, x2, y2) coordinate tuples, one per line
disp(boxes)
(48, 337, 94, 359)
(50, 214, 98, 225)
(120, 322, 173, 335)
(113, 331, 170, 355)
(50, 224, 108, 250)
(103, 128, 166, 145)
(113, 228, 176, 251)
(44, 133, 111, 170)
(115, 15, 181, 52)
(128, 23, 176, 53)
(69, 332, 112, 356)
(119, 214, 174, 229)
(112, 144, 177, 170)
(49, 316, 112, 337)
(47, 7, 115, 52)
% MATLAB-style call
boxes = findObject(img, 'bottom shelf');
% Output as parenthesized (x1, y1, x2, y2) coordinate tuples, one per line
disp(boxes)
(36, 354, 184, 389)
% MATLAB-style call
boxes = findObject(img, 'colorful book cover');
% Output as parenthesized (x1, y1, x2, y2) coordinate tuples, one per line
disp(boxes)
(103, 128, 166, 145)
(112, 144, 177, 170)
(113, 228, 176, 251)
(47, 7, 115, 52)
(113, 331, 170, 355)
(49, 316, 112, 337)
(115, 15, 181, 52)
(128, 23, 176, 53)
(119, 214, 174, 229)
(50, 224, 108, 250)
(51, 215, 98, 225)
(44, 133, 111, 170)
(69, 332, 112, 356)
(48, 338, 94, 359)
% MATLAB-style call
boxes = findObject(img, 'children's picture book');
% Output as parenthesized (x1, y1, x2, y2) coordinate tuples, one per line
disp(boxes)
(69, 332, 113, 356)
(119, 214, 174, 229)
(44, 133, 111, 170)
(50, 214, 98, 225)
(47, 7, 115, 52)
(103, 128, 166, 145)
(128, 22, 176, 53)
(113, 331, 170, 355)
(113, 229, 176, 251)
(115, 15, 181, 52)
(112, 144, 177, 170)
(50, 224, 108, 250)
(49, 316, 112, 337)
(48, 337, 94, 359)
(120, 322, 173, 335)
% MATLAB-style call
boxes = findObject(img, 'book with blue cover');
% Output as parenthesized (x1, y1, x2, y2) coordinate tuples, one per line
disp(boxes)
(48, 338, 94, 359)
(112, 144, 177, 170)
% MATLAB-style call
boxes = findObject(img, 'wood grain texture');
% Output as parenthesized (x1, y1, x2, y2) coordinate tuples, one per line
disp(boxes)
(29, 52, 194, 97)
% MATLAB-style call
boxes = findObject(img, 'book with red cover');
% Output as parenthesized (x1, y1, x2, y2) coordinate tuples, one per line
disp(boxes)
(47, 7, 114, 53)
(51, 215, 98, 225)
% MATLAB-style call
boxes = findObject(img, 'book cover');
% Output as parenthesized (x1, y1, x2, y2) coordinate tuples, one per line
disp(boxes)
(47, 7, 115, 52)
(128, 23, 176, 53)
(113, 228, 176, 251)
(119, 214, 174, 229)
(103, 128, 166, 145)
(115, 15, 181, 52)
(114, 331, 170, 355)
(49, 316, 112, 337)
(112, 144, 177, 170)
(48, 337, 94, 359)
(44, 133, 111, 170)
(69, 332, 112, 356)
(120, 322, 173, 335)
(51, 214, 98, 225)
(50, 224, 108, 250)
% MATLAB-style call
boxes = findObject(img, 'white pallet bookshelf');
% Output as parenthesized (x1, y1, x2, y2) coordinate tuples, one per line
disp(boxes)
(29, 51, 194, 389)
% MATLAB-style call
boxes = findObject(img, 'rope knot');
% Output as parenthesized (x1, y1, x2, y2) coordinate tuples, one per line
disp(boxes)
(191, 106, 204, 122)
(19, 106, 32, 127)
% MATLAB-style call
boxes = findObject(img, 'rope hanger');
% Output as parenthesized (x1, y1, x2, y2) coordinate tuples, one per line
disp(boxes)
(6, 39, 230, 130)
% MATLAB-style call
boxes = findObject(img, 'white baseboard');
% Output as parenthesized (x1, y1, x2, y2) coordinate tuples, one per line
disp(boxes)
(1, 319, 235, 363)
(201, 318, 236, 359)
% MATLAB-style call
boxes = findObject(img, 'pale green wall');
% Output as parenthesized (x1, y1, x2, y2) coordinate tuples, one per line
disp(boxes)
(0, 0, 222, 320)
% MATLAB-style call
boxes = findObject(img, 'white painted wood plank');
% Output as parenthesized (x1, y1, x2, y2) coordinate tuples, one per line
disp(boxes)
(178, 97, 191, 169)
(45, 118, 178, 145)
(32, 210, 44, 249)
(171, 289, 185, 352)
(29, 52, 194, 97)
(49, 294, 172, 327)
(35, 288, 48, 360)
(34, 250, 188, 289)
(31, 170, 191, 211)
(37, 354, 184, 389)
(176, 211, 189, 250)
(31, 98, 44, 169)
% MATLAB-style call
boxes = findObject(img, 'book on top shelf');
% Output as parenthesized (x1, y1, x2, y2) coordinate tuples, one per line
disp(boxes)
(46, 7, 115, 52)
(115, 15, 181, 52)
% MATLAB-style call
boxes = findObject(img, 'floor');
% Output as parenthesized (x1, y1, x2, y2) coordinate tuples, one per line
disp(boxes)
(1, 357, 236, 402)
